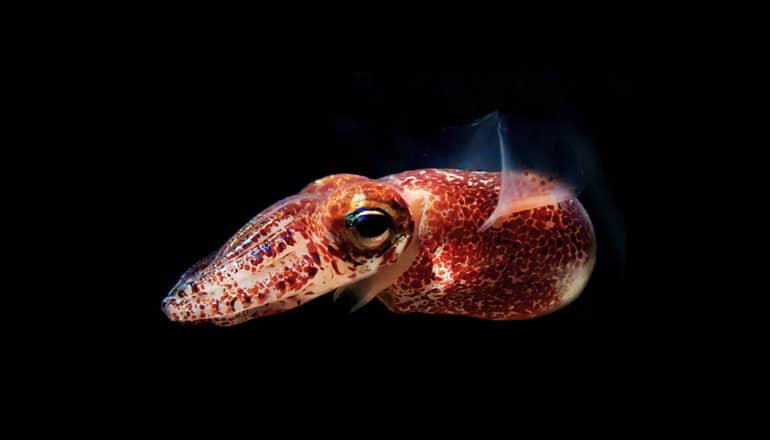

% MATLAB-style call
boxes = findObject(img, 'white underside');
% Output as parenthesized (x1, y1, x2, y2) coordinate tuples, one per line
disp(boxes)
(559, 253, 596, 306)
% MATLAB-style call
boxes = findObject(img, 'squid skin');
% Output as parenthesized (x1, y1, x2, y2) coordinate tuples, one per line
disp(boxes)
(162, 169, 595, 326)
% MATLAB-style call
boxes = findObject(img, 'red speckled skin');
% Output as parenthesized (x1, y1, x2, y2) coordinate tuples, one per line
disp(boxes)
(162, 169, 595, 325)
(379, 170, 595, 319)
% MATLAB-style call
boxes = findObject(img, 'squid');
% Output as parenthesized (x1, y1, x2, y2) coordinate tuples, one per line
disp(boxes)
(162, 163, 596, 326)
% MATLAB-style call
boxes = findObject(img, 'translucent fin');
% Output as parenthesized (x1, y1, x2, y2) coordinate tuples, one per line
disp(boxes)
(479, 120, 574, 232)
(493, 114, 586, 195)
(329, 105, 588, 196)
(357, 111, 586, 195)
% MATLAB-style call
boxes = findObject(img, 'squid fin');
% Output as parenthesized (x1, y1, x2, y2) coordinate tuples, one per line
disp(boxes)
(479, 119, 574, 232)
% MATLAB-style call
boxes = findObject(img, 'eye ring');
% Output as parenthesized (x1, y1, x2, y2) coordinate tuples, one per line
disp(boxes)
(345, 208, 394, 250)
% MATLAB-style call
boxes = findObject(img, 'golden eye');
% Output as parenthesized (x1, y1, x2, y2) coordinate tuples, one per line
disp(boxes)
(345, 208, 393, 250)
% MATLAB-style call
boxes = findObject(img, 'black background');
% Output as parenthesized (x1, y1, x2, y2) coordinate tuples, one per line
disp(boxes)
(114, 69, 627, 376)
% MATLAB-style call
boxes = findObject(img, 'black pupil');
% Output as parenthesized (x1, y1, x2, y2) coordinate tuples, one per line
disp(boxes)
(353, 213, 391, 238)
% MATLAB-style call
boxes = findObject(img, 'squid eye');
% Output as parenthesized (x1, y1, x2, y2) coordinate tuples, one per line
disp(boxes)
(345, 208, 394, 250)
